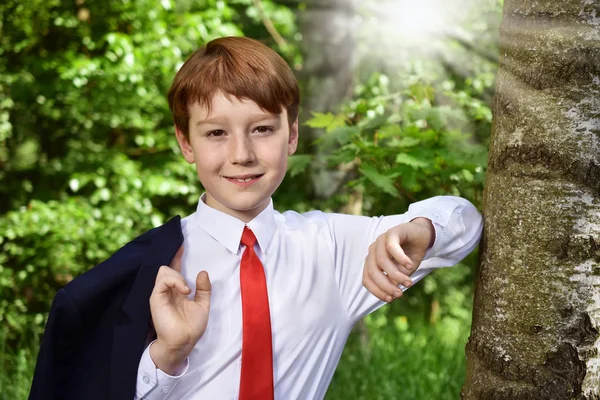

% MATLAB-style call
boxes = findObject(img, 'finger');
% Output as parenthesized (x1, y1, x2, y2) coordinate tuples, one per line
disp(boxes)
(169, 245, 185, 273)
(387, 274, 400, 287)
(405, 253, 424, 273)
(194, 271, 212, 308)
(366, 250, 403, 299)
(154, 266, 190, 295)
(363, 268, 394, 303)
(385, 230, 414, 272)
(376, 238, 413, 287)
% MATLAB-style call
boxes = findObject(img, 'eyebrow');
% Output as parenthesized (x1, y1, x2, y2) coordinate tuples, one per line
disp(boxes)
(195, 113, 281, 127)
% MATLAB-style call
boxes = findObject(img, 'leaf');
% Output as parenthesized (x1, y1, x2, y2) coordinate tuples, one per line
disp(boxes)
(409, 83, 435, 103)
(315, 126, 359, 150)
(396, 137, 421, 148)
(359, 115, 388, 131)
(328, 145, 359, 165)
(395, 153, 429, 168)
(359, 163, 399, 196)
(425, 107, 447, 132)
(378, 124, 402, 139)
(305, 112, 347, 133)
(328, 126, 359, 145)
(462, 169, 474, 182)
(287, 154, 312, 177)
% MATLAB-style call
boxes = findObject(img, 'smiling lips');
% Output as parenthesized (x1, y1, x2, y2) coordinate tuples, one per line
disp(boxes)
(224, 174, 264, 186)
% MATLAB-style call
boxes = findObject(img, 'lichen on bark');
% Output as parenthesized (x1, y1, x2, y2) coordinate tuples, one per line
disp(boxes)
(462, 0, 600, 399)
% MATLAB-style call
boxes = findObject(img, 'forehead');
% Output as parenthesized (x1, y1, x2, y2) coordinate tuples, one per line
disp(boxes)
(189, 91, 285, 122)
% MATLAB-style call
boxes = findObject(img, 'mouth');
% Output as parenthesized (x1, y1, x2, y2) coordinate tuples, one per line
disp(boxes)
(223, 174, 264, 186)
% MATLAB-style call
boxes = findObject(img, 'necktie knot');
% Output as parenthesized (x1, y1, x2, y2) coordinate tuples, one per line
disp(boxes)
(241, 226, 257, 248)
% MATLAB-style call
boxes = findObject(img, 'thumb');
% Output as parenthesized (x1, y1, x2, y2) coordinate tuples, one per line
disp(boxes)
(395, 224, 409, 246)
(387, 227, 412, 269)
(194, 271, 212, 308)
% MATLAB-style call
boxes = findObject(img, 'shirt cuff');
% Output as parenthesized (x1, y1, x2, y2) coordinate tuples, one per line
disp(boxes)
(135, 341, 189, 399)
(404, 195, 474, 261)
(407, 201, 454, 257)
(405, 195, 483, 271)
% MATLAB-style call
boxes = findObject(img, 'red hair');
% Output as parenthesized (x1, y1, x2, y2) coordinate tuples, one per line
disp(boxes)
(167, 36, 300, 138)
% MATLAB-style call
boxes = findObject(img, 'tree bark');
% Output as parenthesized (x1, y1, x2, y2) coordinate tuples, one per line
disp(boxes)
(463, 1, 600, 399)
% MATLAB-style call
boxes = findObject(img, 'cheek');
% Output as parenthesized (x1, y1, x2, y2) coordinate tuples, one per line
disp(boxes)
(258, 137, 289, 166)
(193, 146, 222, 174)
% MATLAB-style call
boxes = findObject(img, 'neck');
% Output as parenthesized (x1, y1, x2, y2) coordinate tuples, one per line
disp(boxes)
(203, 194, 269, 223)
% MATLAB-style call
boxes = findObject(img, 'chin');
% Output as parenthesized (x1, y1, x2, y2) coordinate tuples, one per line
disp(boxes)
(228, 197, 268, 212)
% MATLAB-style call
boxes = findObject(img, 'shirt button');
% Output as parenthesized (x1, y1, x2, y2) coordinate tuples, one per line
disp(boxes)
(142, 375, 150, 384)
(161, 386, 170, 394)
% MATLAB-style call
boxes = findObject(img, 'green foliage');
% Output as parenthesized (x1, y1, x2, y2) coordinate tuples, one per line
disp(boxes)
(0, 327, 37, 400)
(327, 305, 471, 400)
(306, 112, 348, 132)
(305, 71, 489, 213)
(0, 0, 297, 346)
(287, 154, 313, 177)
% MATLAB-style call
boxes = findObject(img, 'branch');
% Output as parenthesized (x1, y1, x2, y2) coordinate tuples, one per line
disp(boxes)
(124, 147, 173, 157)
(446, 32, 499, 65)
(252, 0, 287, 48)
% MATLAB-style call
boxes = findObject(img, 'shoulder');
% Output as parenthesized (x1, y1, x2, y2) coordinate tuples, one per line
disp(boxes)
(274, 209, 329, 230)
(63, 216, 182, 300)
(180, 211, 199, 236)
(273, 209, 378, 233)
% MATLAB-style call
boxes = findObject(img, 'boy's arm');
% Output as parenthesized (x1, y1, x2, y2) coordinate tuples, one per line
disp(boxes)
(135, 341, 190, 399)
(325, 195, 483, 323)
(134, 246, 212, 399)
(361, 217, 435, 302)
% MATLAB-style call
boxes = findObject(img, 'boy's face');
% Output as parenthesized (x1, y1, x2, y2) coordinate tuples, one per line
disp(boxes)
(176, 92, 298, 222)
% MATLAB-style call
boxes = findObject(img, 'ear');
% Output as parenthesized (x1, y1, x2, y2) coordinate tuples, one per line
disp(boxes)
(175, 126, 195, 164)
(287, 119, 299, 156)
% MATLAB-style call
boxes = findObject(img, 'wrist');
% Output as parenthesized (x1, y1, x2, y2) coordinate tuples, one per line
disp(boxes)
(410, 217, 435, 249)
(149, 340, 190, 376)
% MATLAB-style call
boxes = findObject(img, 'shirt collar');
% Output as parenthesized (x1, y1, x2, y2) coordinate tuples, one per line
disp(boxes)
(195, 193, 276, 254)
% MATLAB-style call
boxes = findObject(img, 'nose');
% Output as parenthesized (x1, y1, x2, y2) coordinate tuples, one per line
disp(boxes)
(229, 134, 256, 165)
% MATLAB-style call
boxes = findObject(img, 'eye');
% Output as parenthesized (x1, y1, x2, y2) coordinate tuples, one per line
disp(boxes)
(254, 126, 274, 134)
(207, 129, 225, 137)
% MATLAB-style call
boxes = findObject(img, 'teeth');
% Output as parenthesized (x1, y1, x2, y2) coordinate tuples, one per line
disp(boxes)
(235, 176, 255, 182)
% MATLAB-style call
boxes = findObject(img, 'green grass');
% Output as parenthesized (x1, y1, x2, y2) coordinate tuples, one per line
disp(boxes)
(326, 310, 470, 400)
(0, 313, 469, 399)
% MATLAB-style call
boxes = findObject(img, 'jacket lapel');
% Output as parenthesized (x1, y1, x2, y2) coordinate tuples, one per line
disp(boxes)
(110, 216, 183, 400)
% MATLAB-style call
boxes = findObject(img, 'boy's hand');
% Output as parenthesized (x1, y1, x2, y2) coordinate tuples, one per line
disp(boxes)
(149, 246, 212, 375)
(362, 218, 434, 303)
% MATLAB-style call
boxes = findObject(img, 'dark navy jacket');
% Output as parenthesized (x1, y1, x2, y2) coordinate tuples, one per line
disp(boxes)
(29, 216, 183, 400)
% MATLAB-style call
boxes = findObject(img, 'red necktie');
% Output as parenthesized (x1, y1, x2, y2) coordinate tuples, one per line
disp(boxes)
(239, 227, 274, 400)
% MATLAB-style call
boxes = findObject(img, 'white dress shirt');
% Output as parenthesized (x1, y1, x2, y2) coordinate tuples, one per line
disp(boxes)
(135, 195, 483, 399)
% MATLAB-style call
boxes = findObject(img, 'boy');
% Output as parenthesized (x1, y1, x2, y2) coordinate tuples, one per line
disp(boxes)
(30, 36, 482, 400)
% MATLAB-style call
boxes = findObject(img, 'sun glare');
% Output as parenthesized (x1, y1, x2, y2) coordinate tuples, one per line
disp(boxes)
(367, 0, 454, 42)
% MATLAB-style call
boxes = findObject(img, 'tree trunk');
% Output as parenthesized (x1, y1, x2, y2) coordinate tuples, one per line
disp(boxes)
(297, 0, 358, 198)
(463, 1, 600, 399)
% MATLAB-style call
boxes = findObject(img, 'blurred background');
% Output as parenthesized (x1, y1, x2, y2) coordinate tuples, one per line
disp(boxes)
(0, 0, 501, 398)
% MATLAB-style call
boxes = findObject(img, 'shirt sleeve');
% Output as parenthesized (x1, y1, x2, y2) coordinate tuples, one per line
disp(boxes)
(323, 195, 483, 324)
(134, 341, 189, 400)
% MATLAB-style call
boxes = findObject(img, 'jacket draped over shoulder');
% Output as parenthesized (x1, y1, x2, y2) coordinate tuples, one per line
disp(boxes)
(29, 216, 183, 400)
